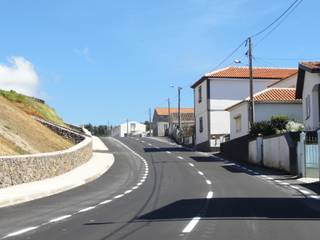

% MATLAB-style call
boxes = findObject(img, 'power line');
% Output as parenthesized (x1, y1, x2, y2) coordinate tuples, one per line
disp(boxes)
(251, 0, 303, 38)
(254, 0, 304, 48)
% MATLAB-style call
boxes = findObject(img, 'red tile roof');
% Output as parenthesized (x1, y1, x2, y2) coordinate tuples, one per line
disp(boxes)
(191, 66, 297, 88)
(155, 108, 194, 116)
(253, 88, 298, 102)
(226, 88, 301, 111)
(300, 62, 320, 71)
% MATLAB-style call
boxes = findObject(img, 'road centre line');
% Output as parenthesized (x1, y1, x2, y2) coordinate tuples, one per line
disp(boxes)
(78, 206, 96, 213)
(49, 215, 72, 222)
(182, 217, 201, 233)
(4, 227, 39, 238)
(206, 180, 212, 185)
(166, 151, 172, 154)
(198, 171, 204, 176)
(207, 191, 214, 199)
(177, 156, 184, 160)
(99, 200, 112, 205)
(188, 163, 194, 167)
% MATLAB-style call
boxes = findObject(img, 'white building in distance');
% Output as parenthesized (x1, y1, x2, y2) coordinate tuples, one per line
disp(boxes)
(112, 121, 146, 137)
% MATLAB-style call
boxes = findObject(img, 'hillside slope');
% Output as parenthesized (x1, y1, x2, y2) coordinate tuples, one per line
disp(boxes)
(0, 95, 73, 156)
(0, 90, 64, 126)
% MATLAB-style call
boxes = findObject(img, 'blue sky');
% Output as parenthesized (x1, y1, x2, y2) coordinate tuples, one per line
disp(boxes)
(0, 0, 318, 125)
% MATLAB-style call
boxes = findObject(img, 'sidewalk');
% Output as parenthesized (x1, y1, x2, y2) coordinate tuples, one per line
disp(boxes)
(0, 137, 114, 208)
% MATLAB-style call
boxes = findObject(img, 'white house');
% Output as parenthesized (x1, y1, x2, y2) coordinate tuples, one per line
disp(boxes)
(112, 121, 146, 137)
(226, 88, 302, 140)
(191, 66, 298, 151)
(296, 62, 320, 131)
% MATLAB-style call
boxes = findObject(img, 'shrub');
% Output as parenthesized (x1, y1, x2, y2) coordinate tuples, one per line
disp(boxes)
(286, 121, 304, 132)
(271, 115, 289, 130)
(250, 120, 276, 137)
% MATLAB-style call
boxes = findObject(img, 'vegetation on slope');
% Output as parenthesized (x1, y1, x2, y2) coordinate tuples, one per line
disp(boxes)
(0, 90, 64, 126)
(0, 95, 73, 156)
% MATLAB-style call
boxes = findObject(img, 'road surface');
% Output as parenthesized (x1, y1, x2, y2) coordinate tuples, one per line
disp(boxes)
(0, 136, 319, 240)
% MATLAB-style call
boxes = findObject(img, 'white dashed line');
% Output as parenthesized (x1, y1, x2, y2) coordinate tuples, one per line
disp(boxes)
(114, 194, 124, 199)
(188, 163, 194, 167)
(132, 186, 138, 190)
(206, 180, 212, 185)
(78, 206, 96, 213)
(124, 190, 133, 194)
(99, 200, 112, 205)
(182, 217, 201, 233)
(206, 191, 214, 199)
(148, 143, 152, 146)
(49, 215, 72, 223)
(177, 156, 184, 160)
(198, 171, 204, 176)
(279, 182, 289, 185)
(4, 227, 39, 238)
(166, 151, 172, 154)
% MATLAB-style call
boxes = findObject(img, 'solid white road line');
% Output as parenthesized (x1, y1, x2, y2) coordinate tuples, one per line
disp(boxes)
(182, 217, 201, 233)
(206, 180, 212, 185)
(279, 182, 290, 185)
(198, 171, 204, 176)
(4, 227, 39, 238)
(99, 200, 112, 205)
(78, 206, 96, 213)
(206, 191, 214, 199)
(49, 215, 72, 222)
(291, 185, 300, 190)
(177, 156, 184, 160)
(188, 163, 194, 167)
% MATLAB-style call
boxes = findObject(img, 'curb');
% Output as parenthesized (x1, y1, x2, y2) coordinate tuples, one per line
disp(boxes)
(0, 137, 114, 208)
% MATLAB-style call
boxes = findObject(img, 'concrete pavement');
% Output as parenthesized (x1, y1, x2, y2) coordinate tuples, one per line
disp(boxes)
(0, 136, 114, 208)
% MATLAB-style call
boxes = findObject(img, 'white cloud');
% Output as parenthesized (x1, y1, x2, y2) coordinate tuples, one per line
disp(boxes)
(0, 57, 39, 96)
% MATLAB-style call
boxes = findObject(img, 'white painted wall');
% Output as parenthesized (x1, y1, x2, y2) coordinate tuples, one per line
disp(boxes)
(255, 103, 303, 123)
(208, 78, 278, 137)
(269, 74, 297, 88)
(112, 121, 146, 137)
(263, 135, 290, 172)
(302, 71, 320, 130)
(249, 135, 290, 172)
(194, 81, 208, 145)
(229, 102, 249, 140)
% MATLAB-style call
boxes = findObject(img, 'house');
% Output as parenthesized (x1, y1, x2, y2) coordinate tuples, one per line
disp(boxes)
(111, 121, 146, 137)
(191, 66, 298, 151)
(152, 108, 194, 136)
(296, 62, 320, 131)
(226, 88, 302, 140)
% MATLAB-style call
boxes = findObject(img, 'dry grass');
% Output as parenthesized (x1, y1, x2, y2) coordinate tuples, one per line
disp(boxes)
(0, 96, 74, 156)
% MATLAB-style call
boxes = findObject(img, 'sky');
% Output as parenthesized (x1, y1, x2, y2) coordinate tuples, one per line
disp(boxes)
(0, 0, 319, 125)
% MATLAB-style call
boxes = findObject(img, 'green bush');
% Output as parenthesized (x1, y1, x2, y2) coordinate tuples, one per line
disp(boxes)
(271, 115, 289, 130)
(250, 120, 276, 137)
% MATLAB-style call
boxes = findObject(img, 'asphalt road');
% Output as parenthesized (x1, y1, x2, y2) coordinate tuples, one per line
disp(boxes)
(0, 136, 320, 240)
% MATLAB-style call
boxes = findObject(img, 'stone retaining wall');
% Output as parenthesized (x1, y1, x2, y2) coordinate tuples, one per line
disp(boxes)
(0, 136, 92, 188)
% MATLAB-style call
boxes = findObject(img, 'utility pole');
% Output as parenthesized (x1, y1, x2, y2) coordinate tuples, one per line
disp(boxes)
(126, 119, 129, 137)
(247, 37, 255, 127)
(178, 87, 182, 130)
(167, 98, 171, 134)
(149, 108, 152, 136)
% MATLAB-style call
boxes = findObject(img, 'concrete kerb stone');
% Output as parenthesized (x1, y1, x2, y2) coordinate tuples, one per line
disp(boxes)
(0, 137, 114, 208)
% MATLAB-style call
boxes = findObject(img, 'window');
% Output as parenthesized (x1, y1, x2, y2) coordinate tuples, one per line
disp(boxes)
(306, 95, 311, 120)
(198, 86, 202, 103)
(199, 117, 203, 133)
(234, 115, 242, 133)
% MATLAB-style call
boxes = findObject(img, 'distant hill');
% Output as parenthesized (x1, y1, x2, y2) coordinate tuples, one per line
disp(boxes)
(0, 91, 73, 156)
(0, 90, 64, 126)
